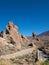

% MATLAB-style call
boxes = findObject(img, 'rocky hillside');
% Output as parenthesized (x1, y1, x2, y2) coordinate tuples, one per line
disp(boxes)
(0, 21, 49, 65)
(38, 31, 49, 41)
(28, 31, 49, 41)
(0, 21, 43, 55)
(0, 21, 30, 55)
(38, 31, 49, 36)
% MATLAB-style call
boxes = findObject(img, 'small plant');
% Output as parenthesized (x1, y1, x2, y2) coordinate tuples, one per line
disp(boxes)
(40, 60, 49, 65)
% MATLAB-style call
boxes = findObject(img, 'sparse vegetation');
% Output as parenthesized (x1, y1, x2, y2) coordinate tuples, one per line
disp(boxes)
(41, 60, 49, 65)
(10, 53, 37, 65)
(0, 52, 37, 65)
(0, 59, 15, 65)
(0, 22, 49, 65)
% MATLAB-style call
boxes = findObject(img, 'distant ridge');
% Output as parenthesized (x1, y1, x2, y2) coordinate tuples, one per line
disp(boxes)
(38, 30, 49, 36)
(27, 30, 49, 41)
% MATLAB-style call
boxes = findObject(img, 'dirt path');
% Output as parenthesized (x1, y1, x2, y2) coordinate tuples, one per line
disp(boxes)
(0, 47, 35, 59)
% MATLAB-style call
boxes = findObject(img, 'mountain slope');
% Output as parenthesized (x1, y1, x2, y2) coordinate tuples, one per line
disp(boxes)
(27, 31, 49, 41)
(38, 31, 49, 36)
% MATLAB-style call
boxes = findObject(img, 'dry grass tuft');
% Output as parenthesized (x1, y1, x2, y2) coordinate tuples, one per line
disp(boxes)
(0, 59, 15, 65)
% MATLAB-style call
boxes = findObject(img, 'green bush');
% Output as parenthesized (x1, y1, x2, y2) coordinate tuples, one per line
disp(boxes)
(41, 60, 49, 65)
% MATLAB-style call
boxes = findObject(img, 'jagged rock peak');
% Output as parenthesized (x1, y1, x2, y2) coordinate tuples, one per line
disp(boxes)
(32, 32, 36, 39)
(6, 21, 18, 34)
(8, 21, 18, 29)
(6, 21, 23, 49)
(0, 30, 6, 38)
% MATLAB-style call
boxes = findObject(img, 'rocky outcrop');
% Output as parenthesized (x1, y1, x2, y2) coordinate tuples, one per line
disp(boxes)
(32, 32, 40, 41)
(0, 21, 33, 50)
(6, 22, 23, 49)
(5, 21, 31, 49)
(0, 37, 18, 55)
(32, 32, 36, 39)
(0, 30, 6, 38)
(21, 35, 30, 44)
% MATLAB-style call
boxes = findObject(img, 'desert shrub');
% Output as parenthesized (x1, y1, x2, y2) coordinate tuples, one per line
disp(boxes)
(36, 60, 49, 65)
(40, 60, 49, 65)
(10, 53, 37, 65)
(0, 59, 15, 65)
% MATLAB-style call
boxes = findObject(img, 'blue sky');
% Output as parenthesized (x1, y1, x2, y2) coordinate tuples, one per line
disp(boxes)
(0, 0, 49, 36)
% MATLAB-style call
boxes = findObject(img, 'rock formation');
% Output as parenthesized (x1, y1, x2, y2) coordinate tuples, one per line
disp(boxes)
(32, 32, 40, 41)
(0, 21, 32, 50)
(32, 32, 36, 39)
(6, 22, 23, 49)
(5, 21, 30, 49)
(21, 35, 30, 44)
(0, 30, 6, 38)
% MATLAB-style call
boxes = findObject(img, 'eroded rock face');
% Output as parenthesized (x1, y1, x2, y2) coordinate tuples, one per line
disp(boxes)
(21, 35, 30, 44)
(32, 32, 36, 39)
(0, 30, 6, 38)
(0, 21, 32, 50)
(32, 32, 40, 41)
(6, 21, 23, 49)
